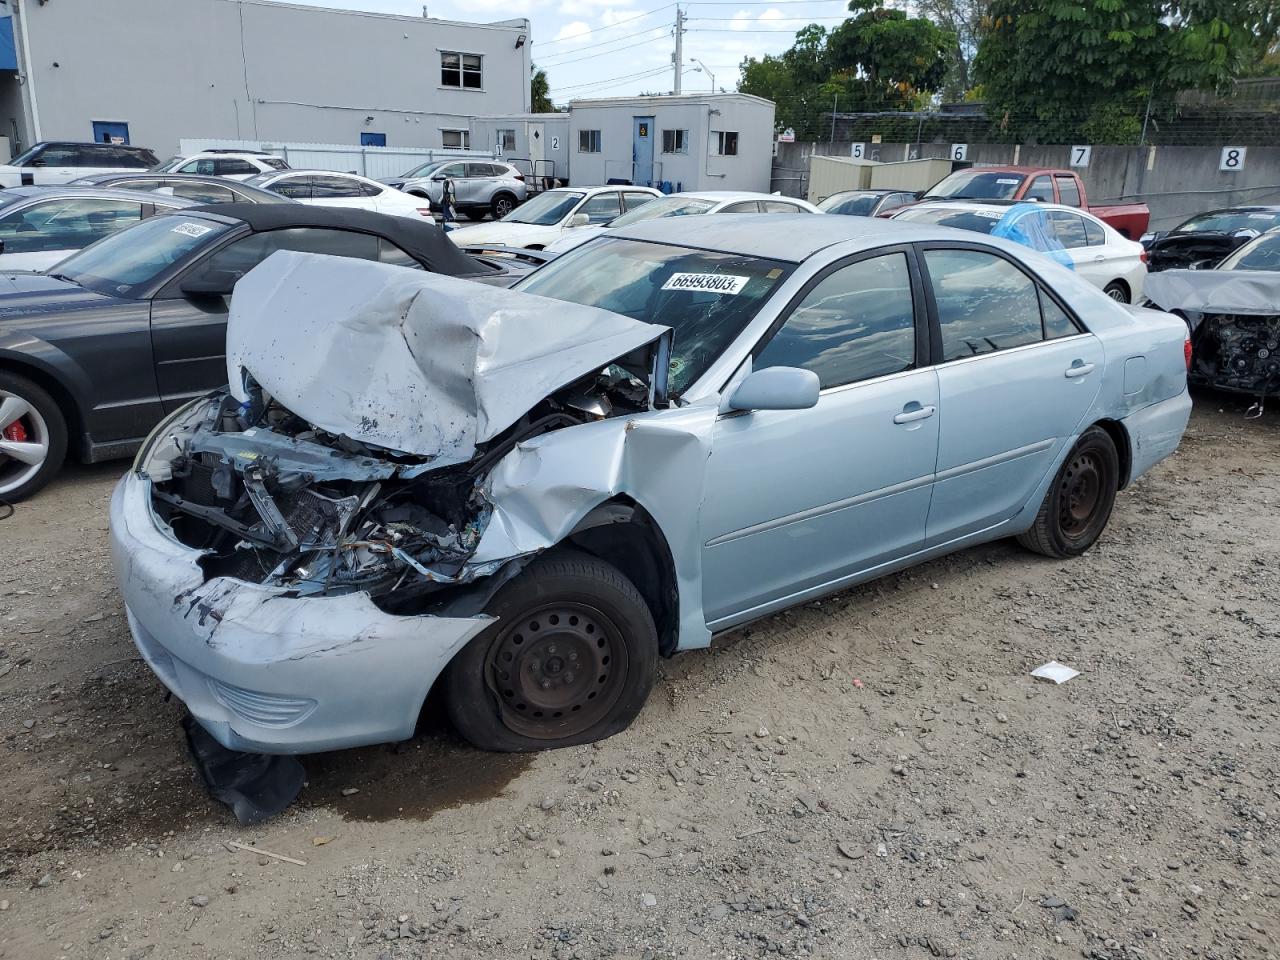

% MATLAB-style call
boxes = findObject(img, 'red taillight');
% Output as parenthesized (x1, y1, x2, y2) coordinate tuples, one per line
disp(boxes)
(416, 208, 432, 218)
(1140, 249, 1149, 264)
(1184, 336, 1193, 371)
(513, 173, 525, 181)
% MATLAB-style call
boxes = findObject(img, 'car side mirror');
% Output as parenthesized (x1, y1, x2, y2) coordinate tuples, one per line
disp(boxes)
(430, 175, 447, 182)
(567, 213, 590, 228)
(727, 366, 819, 412)
(180, 271, 238, 298)
(30, 159, 46, 167)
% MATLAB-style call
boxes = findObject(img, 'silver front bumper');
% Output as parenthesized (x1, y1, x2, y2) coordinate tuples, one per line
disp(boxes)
(109, 472, 491, 755)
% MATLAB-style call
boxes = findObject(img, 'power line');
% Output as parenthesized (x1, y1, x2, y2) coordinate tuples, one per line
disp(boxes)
(540, 24, 670, 64)
(556, 65, 672, 93)
(542, 34, 670, 67)
(536, 3, 674, 50)
(689, 14, 849, 19)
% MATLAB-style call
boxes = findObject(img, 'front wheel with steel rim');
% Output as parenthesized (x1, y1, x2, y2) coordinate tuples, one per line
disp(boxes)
(0, 372, 67, 502)
(1016, 425, 1119, 559)
(444, 550, 658, 752)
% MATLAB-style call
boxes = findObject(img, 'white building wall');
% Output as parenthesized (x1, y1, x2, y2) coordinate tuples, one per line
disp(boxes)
(9, 0, 530, 155)
(469, 113, 570, 182)
(567, 94, 775, 191)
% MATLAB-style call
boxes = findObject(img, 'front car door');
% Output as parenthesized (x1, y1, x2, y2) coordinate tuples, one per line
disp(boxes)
(577, 191, 623, 228)
(149, 227, 384, 409)
(918, 244, 1104, 545)
(700, 247, 940, 628)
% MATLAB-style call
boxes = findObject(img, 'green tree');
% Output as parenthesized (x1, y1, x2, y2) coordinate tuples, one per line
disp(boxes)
(911, 0, 991, 98)
(531, 65, 553, 113)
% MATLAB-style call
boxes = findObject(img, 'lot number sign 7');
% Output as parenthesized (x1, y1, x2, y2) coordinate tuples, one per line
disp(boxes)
(1071, 146, 1091, 168)
(1220, 147, 1246, 172)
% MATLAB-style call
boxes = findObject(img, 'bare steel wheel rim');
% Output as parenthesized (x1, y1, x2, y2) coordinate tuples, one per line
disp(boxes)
(1059, 450, 1102, 538)
(0, 389, 50, 497)
(487, 601, 629, 740)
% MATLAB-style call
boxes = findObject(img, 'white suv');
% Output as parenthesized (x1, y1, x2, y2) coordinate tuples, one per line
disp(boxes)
(156, 150, 289, 181)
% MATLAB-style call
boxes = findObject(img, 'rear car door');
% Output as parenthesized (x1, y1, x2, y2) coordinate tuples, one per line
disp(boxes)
(0, 196, 145, 271)
(700, 247, 939, 627)
(265, 175, 315, 201)
(919, 245, 1103, 545)
(1047, 210, 1111, 287)
(149, 227, 383, 409)
(307, 175, 371, 211)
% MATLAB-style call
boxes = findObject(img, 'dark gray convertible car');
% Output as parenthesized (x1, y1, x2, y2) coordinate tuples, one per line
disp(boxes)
(0, 204, 526, 500)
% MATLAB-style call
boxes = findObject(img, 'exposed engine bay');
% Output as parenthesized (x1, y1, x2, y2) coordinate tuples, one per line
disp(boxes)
(1188, 313, 1280, 398)
(1147, 233, 1248, 272)
(147, 365, 655, 613)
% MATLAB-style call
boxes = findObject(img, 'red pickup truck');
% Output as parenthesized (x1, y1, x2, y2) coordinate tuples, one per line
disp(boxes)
(913, 167, 1150, 239)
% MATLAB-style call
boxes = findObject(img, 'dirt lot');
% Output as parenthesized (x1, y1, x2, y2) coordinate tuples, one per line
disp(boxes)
(2, 394, 1278, 960)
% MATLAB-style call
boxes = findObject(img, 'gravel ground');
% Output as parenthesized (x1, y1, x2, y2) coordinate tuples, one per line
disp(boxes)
(1, 392, 1277, 960)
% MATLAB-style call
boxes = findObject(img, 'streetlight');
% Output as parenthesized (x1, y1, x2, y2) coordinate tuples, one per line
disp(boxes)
(687, 58, 716, 93)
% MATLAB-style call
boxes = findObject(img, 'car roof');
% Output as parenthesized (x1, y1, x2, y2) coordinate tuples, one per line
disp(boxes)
(0, 185, 196, 206)
(181, 203, 485, 274)
(70, 173, 292, 202)
(33, 140, 151, 150)
(1183, 205, 1280, 216)
(611, 213, 943, 261)
(824, 188, 901, 198)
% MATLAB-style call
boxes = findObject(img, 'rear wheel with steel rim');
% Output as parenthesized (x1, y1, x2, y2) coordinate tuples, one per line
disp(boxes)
(444, 550, 657, 752)
(0, 372, 67, 502)
(1103, 281, 1129, 303)
(1017, 425, 1119, 558)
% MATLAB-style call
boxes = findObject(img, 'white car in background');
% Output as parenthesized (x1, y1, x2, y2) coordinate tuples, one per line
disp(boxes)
(446, 185, 662, 250)
(543, 191, 823, 255)
(893, 200, 1148, 302)
(155, 150, 290, 181)
(241, 170, 432, 220)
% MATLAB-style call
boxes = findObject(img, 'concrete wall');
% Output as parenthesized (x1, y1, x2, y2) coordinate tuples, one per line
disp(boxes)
(10, 0, 530, 156)
(774, 140, 1280, 231)
(567, 94, 774, 190)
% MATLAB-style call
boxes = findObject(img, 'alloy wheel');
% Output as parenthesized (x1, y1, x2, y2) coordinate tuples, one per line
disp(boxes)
(0, 389, 50, 499)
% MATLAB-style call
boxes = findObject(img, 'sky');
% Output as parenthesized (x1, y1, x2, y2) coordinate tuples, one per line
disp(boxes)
(291, 0, 855, 104)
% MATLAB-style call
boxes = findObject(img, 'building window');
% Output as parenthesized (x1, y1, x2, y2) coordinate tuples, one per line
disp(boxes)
(497, 128, 516, 152)
(441, 129, 470, 149)
(579, 129, 601, 153)
(713, 131, 739, 156)
(661, 129, 688, 154)
(441, 51, 482, 89)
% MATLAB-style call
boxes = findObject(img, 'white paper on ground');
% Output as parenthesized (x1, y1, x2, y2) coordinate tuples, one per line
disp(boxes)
(1030, 661, 1080, 684)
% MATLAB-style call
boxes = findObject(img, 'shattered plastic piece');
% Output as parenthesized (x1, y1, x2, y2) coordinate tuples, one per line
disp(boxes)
(183, 715, 305, 825)
(1030, 661, 1080, 684)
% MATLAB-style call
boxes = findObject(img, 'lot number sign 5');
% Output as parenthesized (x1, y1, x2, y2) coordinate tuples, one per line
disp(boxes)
(1220, 147, 1246, 172)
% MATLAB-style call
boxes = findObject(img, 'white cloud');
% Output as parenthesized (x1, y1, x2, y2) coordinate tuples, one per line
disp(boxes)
(552, 19, 592, 42)
(758, 7, 786, 22)
(557, 0, 634, 16)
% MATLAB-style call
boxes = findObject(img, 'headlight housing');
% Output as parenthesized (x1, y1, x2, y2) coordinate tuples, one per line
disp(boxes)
(132, 393, 222, 478)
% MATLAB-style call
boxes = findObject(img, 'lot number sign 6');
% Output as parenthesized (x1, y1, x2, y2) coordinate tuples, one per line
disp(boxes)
(951, 143, 968, 161)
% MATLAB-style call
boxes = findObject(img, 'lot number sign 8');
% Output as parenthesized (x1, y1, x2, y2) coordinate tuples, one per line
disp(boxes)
(1220, 146, 1246, 171)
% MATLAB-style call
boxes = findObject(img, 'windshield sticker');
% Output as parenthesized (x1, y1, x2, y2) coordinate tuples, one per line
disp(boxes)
(662, 273, 750, 295)
(995, 178, 1021, 185)
(1248, 213, 1274, 219)
(973, 209, 1005, 219)
(172, 222, 213, 238)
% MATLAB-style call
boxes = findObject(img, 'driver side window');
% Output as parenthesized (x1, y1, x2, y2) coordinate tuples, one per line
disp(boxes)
(754, 252, 917, 389)
(184, 228, 381, 287)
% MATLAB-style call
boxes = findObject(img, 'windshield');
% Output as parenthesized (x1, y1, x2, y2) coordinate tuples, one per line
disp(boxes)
(608, 196, 715, 227)
(262, 157, 289, 170)
(819, 192, 880, 216)
(1218, 232, 1280, 271)
(9, 144, 46, 167)
(52, 215, 230, 297)
(925, 170, 1025, 200)
(1174, 209, 1280, 236)
(893, 205, 1004, 234)
(153, 156, 185, 173)
(515, 237, 793, 394)
(504, 191, 585, 225)
(402, 160, 450, 179)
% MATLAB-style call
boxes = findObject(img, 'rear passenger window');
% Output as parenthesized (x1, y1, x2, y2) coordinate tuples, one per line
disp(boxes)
(1048, 211, 1089, 249)
(1040, 290, 1080, 339)
(1082, 218, 1105, 246)
(720, 201, 761, 213)
(1026, 176, 1054, 202)
(1056, 176, 1082, 208)
(925, 249, 1043, 360)
(754, 252, 916, 389)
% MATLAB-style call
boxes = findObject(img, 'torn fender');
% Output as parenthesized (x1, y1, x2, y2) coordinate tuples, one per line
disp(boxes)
(226, 251, 669, 466)
(471, 403, 721, 651)
(1145, 270, 1280, 317)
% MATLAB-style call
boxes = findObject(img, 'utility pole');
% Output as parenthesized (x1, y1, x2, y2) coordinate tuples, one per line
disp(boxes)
(672, 6, 685, 95)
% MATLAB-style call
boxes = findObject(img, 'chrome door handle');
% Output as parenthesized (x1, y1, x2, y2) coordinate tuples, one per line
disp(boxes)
(1064, 361, 1096, 378)
(893, 404, 936, 424)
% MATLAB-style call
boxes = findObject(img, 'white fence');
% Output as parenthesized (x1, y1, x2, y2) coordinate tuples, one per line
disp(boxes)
(178, 139, 494, 180)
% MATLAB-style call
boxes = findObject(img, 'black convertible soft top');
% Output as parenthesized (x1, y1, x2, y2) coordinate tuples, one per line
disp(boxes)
(187, 202, 488, 276)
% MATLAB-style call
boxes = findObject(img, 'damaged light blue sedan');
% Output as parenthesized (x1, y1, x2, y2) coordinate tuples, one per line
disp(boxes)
(110, 216, 1193, 755)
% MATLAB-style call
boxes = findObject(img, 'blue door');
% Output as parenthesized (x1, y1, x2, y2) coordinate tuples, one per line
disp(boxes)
(632, 116, 654, 186)
(91, 121, 130, 144)
(360, 132, 387, 147)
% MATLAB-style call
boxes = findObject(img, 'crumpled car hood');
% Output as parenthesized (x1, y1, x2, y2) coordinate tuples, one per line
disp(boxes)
(226, 251, 667, 464)
(1144, 269, 1280, 316)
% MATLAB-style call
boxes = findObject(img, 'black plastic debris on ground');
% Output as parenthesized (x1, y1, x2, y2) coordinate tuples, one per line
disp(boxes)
(183, 715, 306, 825)
(1039, 895, 1079, 922)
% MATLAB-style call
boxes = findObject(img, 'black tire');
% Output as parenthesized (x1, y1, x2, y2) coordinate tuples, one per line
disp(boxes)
(491, 193, 517, 219)
(1103, 281, 1130, 303)
(0, 370, 68, 501)
(444, 549, 657, 752)
(1017, 426, 1119, 559)
(462, 209, 487, 222)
